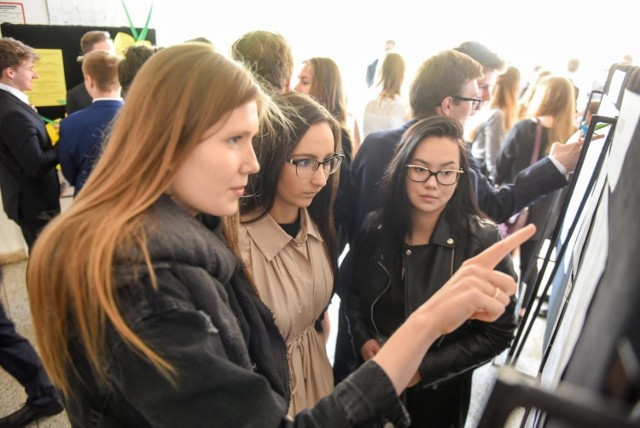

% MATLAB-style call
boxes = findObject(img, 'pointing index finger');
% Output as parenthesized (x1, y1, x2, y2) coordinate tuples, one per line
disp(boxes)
(466, 224, 537, 269)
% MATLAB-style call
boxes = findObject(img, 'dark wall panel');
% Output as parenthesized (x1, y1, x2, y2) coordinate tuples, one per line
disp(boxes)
(1, 22, 156, 119)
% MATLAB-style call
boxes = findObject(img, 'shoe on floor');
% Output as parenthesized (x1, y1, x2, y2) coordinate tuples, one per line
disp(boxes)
(0, 400, 64, 427)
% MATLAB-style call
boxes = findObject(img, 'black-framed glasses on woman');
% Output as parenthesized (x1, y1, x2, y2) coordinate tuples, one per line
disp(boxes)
(405, 165, 464, 186)
(287, 153, 345, 179)
(452, 95, 482, 111)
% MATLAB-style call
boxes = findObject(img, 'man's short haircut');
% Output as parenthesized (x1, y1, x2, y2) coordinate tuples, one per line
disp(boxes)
(80, 31, 111, 55)
(0, 37, 38, 72)
(454, 41, 506, 72)
(231, 30, 294, 94)
(82, 50, 119, 92)
(117, 44, 159, 96)
(410, 50, 483, 119)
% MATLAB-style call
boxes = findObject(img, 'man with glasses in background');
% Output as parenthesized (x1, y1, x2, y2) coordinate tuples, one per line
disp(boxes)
(333, 47, 584, 384)
(454, 40, 509, 140)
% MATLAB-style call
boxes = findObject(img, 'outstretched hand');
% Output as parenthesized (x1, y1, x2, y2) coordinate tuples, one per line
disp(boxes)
(550, 131, 605, 173)
(550, 140, 583, 173)
(416, 224, 537, 335)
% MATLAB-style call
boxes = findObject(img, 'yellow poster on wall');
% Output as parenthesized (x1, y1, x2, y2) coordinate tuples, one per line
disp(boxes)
(24, 49, 67, 108)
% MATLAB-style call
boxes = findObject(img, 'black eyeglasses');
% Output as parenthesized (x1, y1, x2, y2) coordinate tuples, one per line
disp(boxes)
(405, 165, 464, 186)
(452, 95, 482, 111)
(287, 153, 344, 179)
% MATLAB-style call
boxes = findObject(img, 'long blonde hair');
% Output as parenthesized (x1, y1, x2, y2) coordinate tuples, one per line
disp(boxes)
(27, 43, 265, 395)
(526, 75, 577, 153)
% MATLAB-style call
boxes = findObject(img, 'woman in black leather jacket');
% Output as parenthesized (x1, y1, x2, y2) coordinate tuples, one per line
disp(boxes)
(26, 45, 527, 428)
(348, 116, 518, 427)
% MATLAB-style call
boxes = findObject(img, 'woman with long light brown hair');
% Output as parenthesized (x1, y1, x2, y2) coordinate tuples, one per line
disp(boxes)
(362, 52, 410, 139)
(294, 56, 359, 155)
(294, 57, 356, 252)
(27, 42, 526, 427)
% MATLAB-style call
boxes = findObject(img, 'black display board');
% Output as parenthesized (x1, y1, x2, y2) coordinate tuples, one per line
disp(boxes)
(1, 22, 156, 120)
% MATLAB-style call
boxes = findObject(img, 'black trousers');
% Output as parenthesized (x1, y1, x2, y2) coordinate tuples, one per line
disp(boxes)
(332, 302, 359, 384)
(17, 218, 49, 251)
(0, 300, 58, 406)
(333, 251, 359, 385)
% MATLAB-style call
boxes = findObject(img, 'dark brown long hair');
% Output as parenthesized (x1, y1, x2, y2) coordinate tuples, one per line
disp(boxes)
(304, 57, 348, 127)
(241, 92, 342, 277)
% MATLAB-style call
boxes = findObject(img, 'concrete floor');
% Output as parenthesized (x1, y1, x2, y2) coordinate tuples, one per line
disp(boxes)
(1, 256, 547, 427)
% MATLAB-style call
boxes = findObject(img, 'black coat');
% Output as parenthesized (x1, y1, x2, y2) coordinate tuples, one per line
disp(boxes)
(0, 90, 59, 222)
(64, 196, 410, 428)
(65, 82, 92, 115)
(347, 212, 517, 427)
(496, 119, 561, 241)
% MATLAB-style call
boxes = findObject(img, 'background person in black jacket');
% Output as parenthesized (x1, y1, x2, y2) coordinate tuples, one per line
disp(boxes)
(0, 37, 60, 250)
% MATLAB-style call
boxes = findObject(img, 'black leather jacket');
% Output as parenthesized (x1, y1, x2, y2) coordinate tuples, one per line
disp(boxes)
(347, 212, 517, 390)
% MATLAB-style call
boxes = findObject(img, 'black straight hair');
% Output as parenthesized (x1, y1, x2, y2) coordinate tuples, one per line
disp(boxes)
(378, 115, 484, 262)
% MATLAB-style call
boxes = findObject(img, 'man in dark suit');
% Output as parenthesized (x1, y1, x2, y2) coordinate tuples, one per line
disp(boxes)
(333, 47, 584, 384)
(0, 37, 60, 250)
(65, 31, 115, 115)
(65, 80, 92, 115)
(58, 50, 123, 196)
